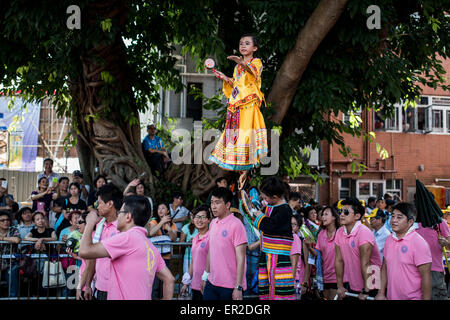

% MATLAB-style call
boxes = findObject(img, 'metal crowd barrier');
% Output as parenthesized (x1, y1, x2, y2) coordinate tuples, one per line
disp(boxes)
(0, 240, 258, 300)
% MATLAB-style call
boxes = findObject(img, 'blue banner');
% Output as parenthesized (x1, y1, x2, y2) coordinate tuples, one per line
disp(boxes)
(0, 96, 41, 171)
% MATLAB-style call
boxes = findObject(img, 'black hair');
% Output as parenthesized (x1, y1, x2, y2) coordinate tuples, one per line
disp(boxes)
(368, 196, 376, 204)
(58, 176, 69, 184)
(299, 206, 316, 221)
(260, 176, 287, 199)
(0, 210, 11, 220)
(43, 158, 54, 165)
(211, 187, 233, 206)
(320, 206, 340, 230)
(289, 192, 302, 201)
(69, 182, 81, 194)
(172, 191, 184, 200)
(97, 183, 123, 211)
(292, 213, 303, 229)
(154, 203, 170, 223)
(241, 33, 258, 49)
(391, 202, 417, 221)
(93, 175, 107, 189)
(16, 206, 32, 223)
(123, 195, 151, 227)
(215, 177, 228, 185)
(32, 211, 45, 222)
(38, 176, 48, 184)
(341, 198, 365, 220)
(190, 204, 212, 234)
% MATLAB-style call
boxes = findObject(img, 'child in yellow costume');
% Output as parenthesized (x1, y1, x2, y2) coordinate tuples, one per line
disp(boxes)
(209, 34, 268, 178)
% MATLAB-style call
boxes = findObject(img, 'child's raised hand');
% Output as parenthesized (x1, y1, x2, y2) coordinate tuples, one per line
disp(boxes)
(227, 55, 244, 65)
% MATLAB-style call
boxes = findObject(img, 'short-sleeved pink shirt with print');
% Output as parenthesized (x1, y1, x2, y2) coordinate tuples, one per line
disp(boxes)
(94, 219, 119, 292)
(335, 221, 382, 292)
(290, 233, 303, 282)
(416, 219, 450, 273)
(208, 213, 247, 290)
(191, 231, 210, 291)
(290, 233, 302, 256)
(102, 226, 166, 300)
(316, 229, 344, 284)
(384, 229, 432, 300)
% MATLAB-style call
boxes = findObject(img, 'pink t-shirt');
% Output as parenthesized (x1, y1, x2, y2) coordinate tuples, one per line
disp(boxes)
(290, 233, 305, 282)
(316, 229, 339, 284)
(290, 233, 302, 256)
(290, 233, 303, 282)
(335, 221, 382, 291)
(208, 214, 247, 290)
(102, 226, 166, 300)
(191, 231, 210, 291)
(416, 220, 450, 272)
(94, 219, 119, 292)
(79, 258, 86, 291)
(384, 230, 432, 300)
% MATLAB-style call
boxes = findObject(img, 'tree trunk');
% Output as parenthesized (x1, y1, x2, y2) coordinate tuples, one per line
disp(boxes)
(68, 0, 155, 193)
(268, 0, 349, 124)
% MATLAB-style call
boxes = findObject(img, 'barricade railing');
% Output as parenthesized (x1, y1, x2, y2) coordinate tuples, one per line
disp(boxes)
(0, 240, 258, 300)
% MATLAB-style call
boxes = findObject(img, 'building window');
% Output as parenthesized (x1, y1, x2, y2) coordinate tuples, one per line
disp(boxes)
(186, 83, 203, 121)
(339, 178, 351, 199)
(374, 106, 400, 132)
(386, 179, 402, 198)
(356, 180, 385, 202)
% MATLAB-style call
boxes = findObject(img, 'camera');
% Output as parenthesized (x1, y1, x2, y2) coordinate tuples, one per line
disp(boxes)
(65, 237, 78, 250)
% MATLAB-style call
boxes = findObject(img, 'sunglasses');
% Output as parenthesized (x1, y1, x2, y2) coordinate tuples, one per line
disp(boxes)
(78, 220, 86, 225)
(338, 209, 353, 216)
(0, 219, 10, 223)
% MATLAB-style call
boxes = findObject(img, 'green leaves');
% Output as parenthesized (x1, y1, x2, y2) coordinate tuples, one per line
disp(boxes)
(100, 19, 112, 33)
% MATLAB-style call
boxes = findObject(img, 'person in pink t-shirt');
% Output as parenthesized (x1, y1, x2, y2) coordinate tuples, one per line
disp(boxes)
(316, 206, 344, 300)
(335, 198, 382, 300)
(78, 183, 122, 300)
(79, 195, 174, 300)
(202, 187, 247, 300)
(376, 202, 432, 300)
(180, 204, 212, 300)
(291, 214, 309, 298)
(416, 216, 450, 300)
(290, 222, 302, 300)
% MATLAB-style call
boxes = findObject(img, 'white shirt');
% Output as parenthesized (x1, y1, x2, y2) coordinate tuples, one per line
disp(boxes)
(169, 204, 190, 231)
(373, 224, 391, 259)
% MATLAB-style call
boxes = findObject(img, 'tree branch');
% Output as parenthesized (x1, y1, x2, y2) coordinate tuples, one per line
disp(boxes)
(268, 0, 349, 124)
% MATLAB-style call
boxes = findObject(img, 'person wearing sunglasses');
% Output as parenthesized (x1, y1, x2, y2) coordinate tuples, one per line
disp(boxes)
(79, 195, 174, 300)
(335, 198, 382, 300)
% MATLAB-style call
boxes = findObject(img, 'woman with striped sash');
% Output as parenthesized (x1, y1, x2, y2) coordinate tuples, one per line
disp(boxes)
(253, 177, 295, 300)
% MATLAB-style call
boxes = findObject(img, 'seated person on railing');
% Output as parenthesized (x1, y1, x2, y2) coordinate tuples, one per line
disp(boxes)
(24, 212, 57, 252)
(0, 211, 21, 297)
(15, 207, 35, 241)
(65, 213, 87, 300)
(58, 211, 82, 242)
(147, 203, 177, 300)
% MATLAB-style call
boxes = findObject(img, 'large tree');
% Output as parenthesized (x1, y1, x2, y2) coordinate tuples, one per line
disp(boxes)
(0, 0, 448, 199)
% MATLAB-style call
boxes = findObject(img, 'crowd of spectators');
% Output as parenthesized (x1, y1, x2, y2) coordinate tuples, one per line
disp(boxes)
(0, 158, 449, 301)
